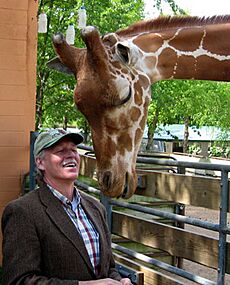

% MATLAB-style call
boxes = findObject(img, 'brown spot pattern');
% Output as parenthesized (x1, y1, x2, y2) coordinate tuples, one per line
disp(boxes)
(130, 107, 141, 122)
(203, 25, 230, 56)
(134, 128, 143, 146)
(134, 34, 163, 53)
(170, 27, 204, 51)
(158, 48, 177, 79)
(117, 132, 132, 154)
(134, 82, 143, 105)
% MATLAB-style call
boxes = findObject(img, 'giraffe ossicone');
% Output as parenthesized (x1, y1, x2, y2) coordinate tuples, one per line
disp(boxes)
(49, 15, 230, 199)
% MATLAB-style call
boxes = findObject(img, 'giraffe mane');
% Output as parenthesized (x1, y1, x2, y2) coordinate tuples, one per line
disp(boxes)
(115, 15, 230, 38)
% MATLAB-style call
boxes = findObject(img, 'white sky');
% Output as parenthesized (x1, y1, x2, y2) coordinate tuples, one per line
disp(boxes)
(144, 0, 230, 18)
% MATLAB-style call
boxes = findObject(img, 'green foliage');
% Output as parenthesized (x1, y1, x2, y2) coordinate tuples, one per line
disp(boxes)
(147, 79, 230, 155)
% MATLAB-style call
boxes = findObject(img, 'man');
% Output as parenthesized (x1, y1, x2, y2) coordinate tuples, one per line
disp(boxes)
(2, 129, 132, 285)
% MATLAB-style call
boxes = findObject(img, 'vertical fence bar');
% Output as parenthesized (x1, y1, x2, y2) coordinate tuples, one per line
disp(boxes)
(100, 194, 112, 232)
(217, 169, 229, 285)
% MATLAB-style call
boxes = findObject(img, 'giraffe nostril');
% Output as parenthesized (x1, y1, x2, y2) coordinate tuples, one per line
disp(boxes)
(102, 171, 112, 189)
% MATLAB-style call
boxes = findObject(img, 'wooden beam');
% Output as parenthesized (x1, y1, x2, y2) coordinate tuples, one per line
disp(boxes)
(136, 170, 229, 211)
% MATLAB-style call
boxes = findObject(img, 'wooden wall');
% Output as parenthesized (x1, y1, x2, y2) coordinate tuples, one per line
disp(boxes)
(0, 0, 38, 261)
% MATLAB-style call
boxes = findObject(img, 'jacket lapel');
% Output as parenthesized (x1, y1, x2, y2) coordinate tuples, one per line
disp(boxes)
(38, 186, 95, 275)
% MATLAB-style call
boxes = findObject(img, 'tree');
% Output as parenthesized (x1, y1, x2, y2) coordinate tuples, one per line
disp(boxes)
(147, 79, 230, 153)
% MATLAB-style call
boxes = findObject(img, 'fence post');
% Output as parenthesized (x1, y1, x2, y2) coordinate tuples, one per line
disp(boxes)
(217, 169, 229, 285)
(100, 194, 112, 231)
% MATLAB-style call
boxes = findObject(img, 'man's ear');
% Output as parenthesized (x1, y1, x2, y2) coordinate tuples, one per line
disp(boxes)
(36, 157, 45, 171)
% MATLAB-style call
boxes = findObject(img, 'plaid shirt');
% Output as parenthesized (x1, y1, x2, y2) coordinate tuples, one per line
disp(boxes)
(47, 185, 100, 274)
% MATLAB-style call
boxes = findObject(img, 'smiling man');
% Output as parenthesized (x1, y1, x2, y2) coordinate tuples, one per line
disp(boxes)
(2, 129, 132, 285)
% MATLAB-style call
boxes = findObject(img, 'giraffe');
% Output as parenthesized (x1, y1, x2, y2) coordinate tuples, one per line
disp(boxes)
(48, 15, 230, 198)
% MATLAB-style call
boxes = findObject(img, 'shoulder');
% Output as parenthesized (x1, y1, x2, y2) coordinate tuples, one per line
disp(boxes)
(2, 188, 43, 223)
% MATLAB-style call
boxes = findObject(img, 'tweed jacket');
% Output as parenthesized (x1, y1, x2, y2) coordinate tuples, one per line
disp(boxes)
(2, 185, 121, 284)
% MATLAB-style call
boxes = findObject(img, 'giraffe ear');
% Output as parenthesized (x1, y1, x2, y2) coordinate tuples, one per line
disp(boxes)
(115, 43, 130, 64)
(47, 57, 74, 75)
(115, 42, 139, 66)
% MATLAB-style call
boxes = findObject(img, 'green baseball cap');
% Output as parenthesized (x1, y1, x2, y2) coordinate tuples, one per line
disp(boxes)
(34, 129, 84, 158)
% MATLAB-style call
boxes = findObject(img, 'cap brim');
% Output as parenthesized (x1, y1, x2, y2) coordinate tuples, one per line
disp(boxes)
(43, 133, 84, 150)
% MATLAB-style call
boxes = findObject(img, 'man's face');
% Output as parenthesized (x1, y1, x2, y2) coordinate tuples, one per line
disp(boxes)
(36, 138, 80, 184)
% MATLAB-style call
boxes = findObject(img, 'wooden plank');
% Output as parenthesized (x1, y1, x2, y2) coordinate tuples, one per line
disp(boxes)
(0, 24, 27, 41)
(0, 39, 26, 56)
(0, 55, 26, 71)
(79, 155, 97, 178)
(0, 116, 26, 131)
(0, 162, 28, 177)
(0, 9, 27, 25)
(0, 0, 28, 10)
(0, 70, 26, 85)
(136, 170, 228, 211)
(0, 102, 26, 115)
(0, 177, 21, 191)
(0, 85, 27, 100)
(0, 191, 20, 207)
(112, 211, 230, 271)
(0, 131, 27, 147)
(0, 147, 27, 161)
(114, 253, 185, 285)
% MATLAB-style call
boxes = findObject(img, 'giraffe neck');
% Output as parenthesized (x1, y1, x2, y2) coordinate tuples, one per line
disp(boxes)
(131, 23, 230, 83)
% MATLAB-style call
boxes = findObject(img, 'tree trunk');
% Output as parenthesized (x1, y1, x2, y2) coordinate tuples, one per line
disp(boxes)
(183, 117, 190, 153)
(63, 116, 68, 130)
(146, 109, 159, 151)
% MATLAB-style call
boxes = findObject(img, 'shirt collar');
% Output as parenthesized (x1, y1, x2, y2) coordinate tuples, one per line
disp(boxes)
(47, 184, 81, 210)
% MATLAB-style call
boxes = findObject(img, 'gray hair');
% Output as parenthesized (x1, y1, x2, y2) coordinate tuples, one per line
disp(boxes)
(34, 149, 46, 184)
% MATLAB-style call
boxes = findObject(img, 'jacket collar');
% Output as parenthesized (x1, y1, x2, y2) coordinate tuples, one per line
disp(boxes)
(38, 185, 95, 277)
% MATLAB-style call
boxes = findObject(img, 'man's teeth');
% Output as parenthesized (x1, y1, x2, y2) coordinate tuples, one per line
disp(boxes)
(63, 161, 77, 167)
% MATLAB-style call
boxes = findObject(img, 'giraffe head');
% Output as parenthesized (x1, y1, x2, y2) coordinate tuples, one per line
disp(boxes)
(49, 26, 151, 198)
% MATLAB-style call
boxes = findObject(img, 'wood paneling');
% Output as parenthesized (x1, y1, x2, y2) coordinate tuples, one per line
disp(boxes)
(0, 9, 27, 25)
(0, 116, 26, 131)
(0, 177, 22, 190)
(0, 39, 26, 56)
(0, 55, 26, 71)
(0, 70, 26, 85)
(0, 85, 27, 100)
(0, 24, 27, 40)
(0, 101, 26, 115)
(0, 161, 28, 176)
(0, 132, 27, 147)
(0, 0, 28, 10)
(0, 0, 38, 267)
(0, 147, 27, 162)
(0, 192, 20, 207)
